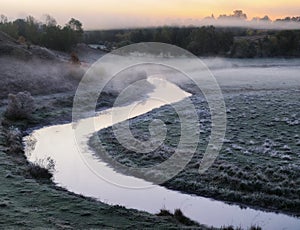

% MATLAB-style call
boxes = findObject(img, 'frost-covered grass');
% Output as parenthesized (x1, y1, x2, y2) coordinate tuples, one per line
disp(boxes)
(0, 97, 198, 229)
(91, 89, 300, 215)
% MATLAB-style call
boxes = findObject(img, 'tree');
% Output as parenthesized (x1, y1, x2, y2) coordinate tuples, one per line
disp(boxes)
(232, 10, 247, 20)
(291, 17, 300, 22)
(187, 26, 220, 55)
(25, 16, 40, 44)
(260, 15, 271, 22)
(0, 14, 8, 24)
(251, 17, 260, 22)
(65, 18, 83, 44)
(13, 19, 27, 37)
(67, 18, 83, 33)
(276, 30, 298, 56)
(160, 27, 172, 43)
(231, 39, 256, 58)
(275, 16, 300, 23)
(0, 15, 84, 51)
(218, 10, 247, 21)
(0, 21, 18, 38)
(43, 14, 57, 27)
(130, 30, 144, 43)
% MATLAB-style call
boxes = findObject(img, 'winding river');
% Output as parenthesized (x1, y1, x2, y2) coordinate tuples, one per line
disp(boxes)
(24, 77, 300, 230)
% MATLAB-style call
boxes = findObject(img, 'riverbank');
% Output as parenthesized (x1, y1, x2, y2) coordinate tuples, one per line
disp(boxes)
(1, 36, 298, 227)
(0, 37, 204, 228)
(91, 88, 300, 218)
(21, 77, 268, 230)
(0, 90, 209, 228)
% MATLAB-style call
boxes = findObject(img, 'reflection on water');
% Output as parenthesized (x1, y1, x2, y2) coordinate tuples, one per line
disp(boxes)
(25, 77, 300, 230)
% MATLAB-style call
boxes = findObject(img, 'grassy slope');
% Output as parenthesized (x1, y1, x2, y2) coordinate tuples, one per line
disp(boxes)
(0, 93, 205, 229)
(0, 34, 202, 227)
(0, 147, 184, 229)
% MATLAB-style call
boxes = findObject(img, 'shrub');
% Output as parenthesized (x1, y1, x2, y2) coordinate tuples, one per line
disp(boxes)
(157, 208, 196, 226)
(249, 226, 262, 230)
(5, 91, 35, 120)
(6, 127, 23, 154)
(157, 209, 173, 217)
(28, 162, 52, 179)
(174, 209, 196, 226)
(28, 157, 55, 180)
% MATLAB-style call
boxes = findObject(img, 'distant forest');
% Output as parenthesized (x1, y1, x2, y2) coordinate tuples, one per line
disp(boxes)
(85, 27, 300, 58)
(1, 13, 300, 58)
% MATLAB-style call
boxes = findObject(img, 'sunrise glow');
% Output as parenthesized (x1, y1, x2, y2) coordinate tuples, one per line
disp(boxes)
(1, 0, 300, 29)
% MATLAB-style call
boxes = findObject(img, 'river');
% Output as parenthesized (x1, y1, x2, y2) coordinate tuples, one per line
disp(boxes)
(24, 76, 300, 230)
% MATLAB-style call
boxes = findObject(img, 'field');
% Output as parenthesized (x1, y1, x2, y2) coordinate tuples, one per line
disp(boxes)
(1, 29, 298, 227)
(91, 88, 300, 216)
(0, 39, 201, 228)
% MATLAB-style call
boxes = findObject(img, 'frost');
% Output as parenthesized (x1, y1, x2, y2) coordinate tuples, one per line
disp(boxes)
(231, 144, 243, 151)
(5, 91, 35, 119)
(249, 140, 256, 145)
(242, 150, 252, 155)
(287, 120, 299, 126)
(282, 145, 290, 150)
(280, 155, 292, 161)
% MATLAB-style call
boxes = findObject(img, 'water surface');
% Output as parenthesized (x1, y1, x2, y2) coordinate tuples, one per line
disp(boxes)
(25, 76, 300, 230)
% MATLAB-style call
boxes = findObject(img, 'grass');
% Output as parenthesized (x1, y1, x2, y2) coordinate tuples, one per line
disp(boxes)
(0, 92, 202, 229)
(157, 208, 199, 226)
(27, 162, 53, 180)
(0, 41, 207, 228)
(91, 89, 300, 216)
(221, 226, 262, 230)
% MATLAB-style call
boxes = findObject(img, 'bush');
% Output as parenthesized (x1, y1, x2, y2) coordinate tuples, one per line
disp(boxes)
(157, 208, 197, 226)
(249, 226, 262, 230)
(157, 209, 173, 217)
(5, 91, 35, 120)
(174, 209, 196, 226)
(28, 157, 55, 180)
(6, 127, 23, 154)
(28, 162, 52, 179)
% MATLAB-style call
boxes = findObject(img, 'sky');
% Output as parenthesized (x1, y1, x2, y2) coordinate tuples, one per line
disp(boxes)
(1, 0, 300, 29)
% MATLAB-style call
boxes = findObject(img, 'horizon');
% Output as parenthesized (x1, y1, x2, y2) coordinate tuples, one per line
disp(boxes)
(1, 0, 300, 29)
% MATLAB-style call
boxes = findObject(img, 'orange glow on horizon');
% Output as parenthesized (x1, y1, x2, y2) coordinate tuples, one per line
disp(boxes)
(1, 0, 300, 29)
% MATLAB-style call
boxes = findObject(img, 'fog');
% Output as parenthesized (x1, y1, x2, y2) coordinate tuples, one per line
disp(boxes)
(78, 51, 300, 108)
(95, 54, 300, 88)
(0, 56, 84, 99)
(200, 18, 300, 30)
(77, 14, 300, 30)
(2, 49, 299, 107)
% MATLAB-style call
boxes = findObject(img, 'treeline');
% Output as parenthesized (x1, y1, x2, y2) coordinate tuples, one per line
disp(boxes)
(84, 27, 300, 58)
(84, 26, 234, 56)
(232, 30, 300, 58)
(206, 10, 300, 23)
(0, 15, 83, 51)
(1, 13, 300, 58)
